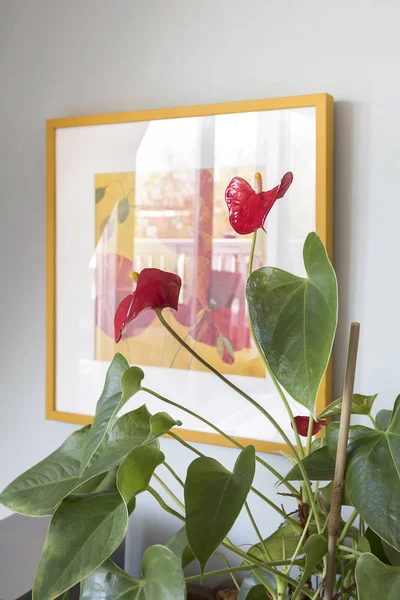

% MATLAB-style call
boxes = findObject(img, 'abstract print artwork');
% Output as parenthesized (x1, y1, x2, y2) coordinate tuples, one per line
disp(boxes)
(94, 169, 265, 378)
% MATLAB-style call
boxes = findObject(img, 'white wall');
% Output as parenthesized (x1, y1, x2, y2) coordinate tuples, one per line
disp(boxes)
(1, 0, 399, 580)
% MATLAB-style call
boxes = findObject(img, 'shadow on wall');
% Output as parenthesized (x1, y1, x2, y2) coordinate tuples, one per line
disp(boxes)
(333, 100, 370, 397)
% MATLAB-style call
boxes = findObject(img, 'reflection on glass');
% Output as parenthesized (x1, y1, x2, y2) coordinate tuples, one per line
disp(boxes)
(94, 109, 315, 380)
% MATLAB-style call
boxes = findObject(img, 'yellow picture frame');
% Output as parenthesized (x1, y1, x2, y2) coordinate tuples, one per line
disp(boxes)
(46, 93, 334, 454)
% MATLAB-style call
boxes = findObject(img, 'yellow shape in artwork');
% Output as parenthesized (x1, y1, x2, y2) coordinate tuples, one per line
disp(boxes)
(94, 170, 264, 379)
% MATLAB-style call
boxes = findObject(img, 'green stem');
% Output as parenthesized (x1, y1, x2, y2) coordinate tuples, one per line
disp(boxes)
(156, 311, 298, 458)
(147, 486, 184, 521)
(252, 570, 278, 600)
(167, 431, 301, 531)
(306, 415, 315, 456)
(250, 486, 298, 525)
(338, 545, 363, 557)
(287, 509, 313, 574)
(142, 386, 299, 496)
(153, 473, 185, 511)
(148, 474, 304, 597)
(368, 414, 378, 430)
(156, 312, 320, 532)
(248, 231, 305, 460)
(245, 501, 271, 560)
(184, 559, 301, 584)
(359, 516, 365, 537)
(311, 580, 324, 599)
(214, 552, 240, 590)
(321, 511, 330, 536)
(338, 509, 358, 545)
(162, 461, 184, 487)
(224, 543, 314, 599)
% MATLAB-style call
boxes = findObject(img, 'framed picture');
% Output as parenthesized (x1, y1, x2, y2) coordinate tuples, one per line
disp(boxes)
(46, 94, 333, 453)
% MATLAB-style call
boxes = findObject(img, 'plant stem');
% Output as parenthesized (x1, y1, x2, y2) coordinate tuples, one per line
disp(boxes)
(142, 386, 299, 495)
(214, 552, 240, 590)
(248, 229, 305, 459)
(252, 569, 278, 600)
(147, 486, 184, 521)
(148, 472, 306, 596)
(337, 509, 358, 545)
(368, 414, 378, 430)
(153, 473, 185, 511)
(312, 581, 324, 599)
(245, 501, 271, 560)
(338, 545, 363, 557)
(185, 560, 298, 584)
(156, 313, 321, 532)
(156, 311, 299, 458)
(163, 461, 184, 487)
(167, 430, 203, 456)
(224, 543, 314, 600)
(250, 486, 297, 524)
(358, 516, 365, 537)
(167, 431, 301, 530)
(306, 415, 315, 456)
(287, 509, 313, 574)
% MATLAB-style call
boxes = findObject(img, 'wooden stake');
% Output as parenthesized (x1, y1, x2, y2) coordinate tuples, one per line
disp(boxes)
(324, 322, 360, 600)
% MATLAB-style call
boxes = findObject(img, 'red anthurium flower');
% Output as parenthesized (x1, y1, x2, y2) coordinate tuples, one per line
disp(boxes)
(292, 416, 330, 437)
(225, 172, 293, 235)
(114, 268, 181, 343)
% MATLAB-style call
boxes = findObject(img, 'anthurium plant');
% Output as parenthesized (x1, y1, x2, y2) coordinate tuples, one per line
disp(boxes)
(2, 172, 399, 600)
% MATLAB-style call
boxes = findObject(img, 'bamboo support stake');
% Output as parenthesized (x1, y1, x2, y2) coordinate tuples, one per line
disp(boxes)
(324, 322, 360, 600)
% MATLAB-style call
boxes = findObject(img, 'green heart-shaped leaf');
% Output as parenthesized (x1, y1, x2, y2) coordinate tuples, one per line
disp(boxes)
(246, 233, 337, 413)
(346, 396, 400, 551)
(326, 422, 373, 461)
(80, 545, 185, 600)
(166, 526, 195, 568)
(376, 409, 392, 431)
(238, 582, 269, 599)
(318, 393, 378, 419)
(356, 553, 400, 599)
(2, 402, 177, 518)
(287, 423, 376, 482)
(82, 406, 179, 482)
(364, 528, 400, 566)
(285, 446, 335, 481)
(82, 405, 156, 481)
(117, 445, 164, 505)
(185, 445, 255, 572)
(0, 427, 90, 516)
(238, 571, 275, 600)
(247, 523, 300, 562)
(33, 490, 128, 600)
(318, 481, 353, 508)
(80, 359, 143, 474)
(147, 412, 182, 442)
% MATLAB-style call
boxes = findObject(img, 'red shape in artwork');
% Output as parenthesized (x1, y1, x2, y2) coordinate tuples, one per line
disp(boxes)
(114, 267, 181, 343)
(175, 270, 247, 364)
(225, 172, 293, 235)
